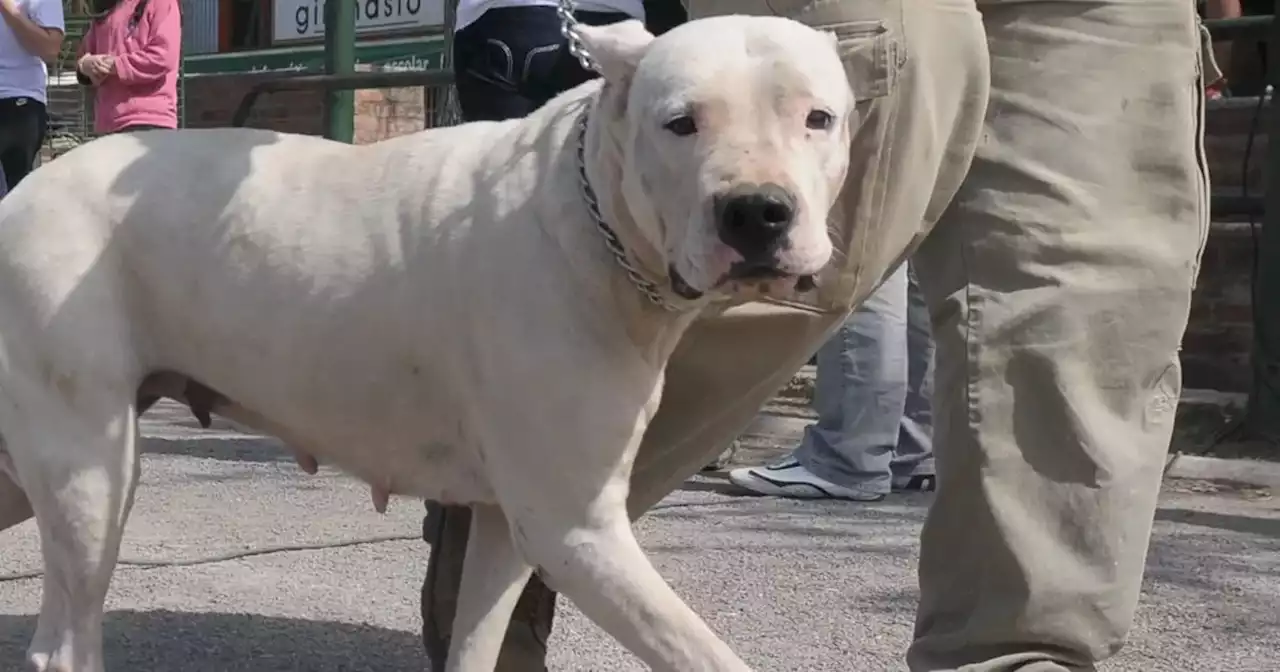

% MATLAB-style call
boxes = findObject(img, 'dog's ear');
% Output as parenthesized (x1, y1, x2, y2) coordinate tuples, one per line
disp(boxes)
(575, 19, 656, 84)
(821, 29, 839, 51)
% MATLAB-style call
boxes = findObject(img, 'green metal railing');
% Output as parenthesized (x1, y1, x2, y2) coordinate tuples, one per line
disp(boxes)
(323, 0, 357, 142)
(1204, 10, 1280, 441)
(1205, 14, 1273, 40)
(230, 69, 454, 129)
(232, 0, 461, 137)
(43, 6, 93, 160)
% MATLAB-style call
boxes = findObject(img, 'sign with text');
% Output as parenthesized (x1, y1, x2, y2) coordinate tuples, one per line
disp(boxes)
(273, 0, 444, 44)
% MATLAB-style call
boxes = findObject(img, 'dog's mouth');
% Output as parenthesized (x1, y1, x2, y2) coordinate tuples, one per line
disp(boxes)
(669, 262, 818, 301)
(669, 264, 704, 300)
(727, 261, 788, 281)
(720, 261, 817, 292)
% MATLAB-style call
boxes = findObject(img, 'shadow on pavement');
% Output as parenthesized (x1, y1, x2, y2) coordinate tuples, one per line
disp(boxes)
(0, 610, 427, 671)
(1155, 507, 1280, 540)
(140, 436, 294, 465)
(678, 478, 742, 496)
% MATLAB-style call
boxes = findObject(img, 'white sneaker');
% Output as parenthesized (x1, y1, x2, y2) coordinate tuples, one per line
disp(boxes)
(727, 458, 886, 501)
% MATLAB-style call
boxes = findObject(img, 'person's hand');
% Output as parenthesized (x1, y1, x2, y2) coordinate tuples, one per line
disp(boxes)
(96, 55, 116, 77)
(83, 54, 113, 78)
(0, 0, 18, 18)
(78, 54, 111, 85)
(77, 53, 99, 83)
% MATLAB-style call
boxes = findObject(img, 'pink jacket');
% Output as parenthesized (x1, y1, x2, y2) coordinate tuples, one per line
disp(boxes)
(77, 0, 181, 134)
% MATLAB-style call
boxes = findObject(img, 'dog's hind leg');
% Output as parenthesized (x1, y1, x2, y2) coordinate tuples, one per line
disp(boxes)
(3, 384, 140, 672)
(444, 503, 535, 672)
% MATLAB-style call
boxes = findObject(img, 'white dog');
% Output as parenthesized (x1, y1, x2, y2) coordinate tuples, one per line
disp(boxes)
(0, 15, 853, 672)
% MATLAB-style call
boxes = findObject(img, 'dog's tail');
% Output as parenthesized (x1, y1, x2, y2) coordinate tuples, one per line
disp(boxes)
(0, 440, 34, 533)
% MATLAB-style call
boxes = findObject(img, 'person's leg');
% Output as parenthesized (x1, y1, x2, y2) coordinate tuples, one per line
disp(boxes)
(643, 0, 688, 36)
(625, 0, 991, 519)
(0, 98, 47, 192)
(422, 502, 556, 671)
(907, 0, 1207, 669)
(727, 263, 911, 500)
(891, 262, 936, 490)
(0, 123, 17, 198)
(0, 118, 12, 199)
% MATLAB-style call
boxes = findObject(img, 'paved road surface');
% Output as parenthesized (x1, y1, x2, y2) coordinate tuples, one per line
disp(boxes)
(1, 402, 1277, 671)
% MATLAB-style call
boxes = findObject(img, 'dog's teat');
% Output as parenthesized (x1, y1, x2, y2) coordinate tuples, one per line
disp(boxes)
(293, 450, 318, 475)
(371, 482, 390, 514)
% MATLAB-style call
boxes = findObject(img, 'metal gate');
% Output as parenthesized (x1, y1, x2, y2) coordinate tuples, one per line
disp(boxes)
(42, 1, 92, 162)
(430, 0, 463, 129)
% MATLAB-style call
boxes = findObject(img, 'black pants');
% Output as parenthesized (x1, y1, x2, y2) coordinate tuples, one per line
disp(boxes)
(424, 4, 690, 667)
(0, 97, 47, 193)
(452, 7, 634, 122)
(643, 0, 688, 36)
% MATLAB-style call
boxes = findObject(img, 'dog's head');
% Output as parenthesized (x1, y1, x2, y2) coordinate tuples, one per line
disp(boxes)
(579, 16, 853, 301)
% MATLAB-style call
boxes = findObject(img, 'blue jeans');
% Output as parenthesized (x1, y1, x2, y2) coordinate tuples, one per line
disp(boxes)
(795, 262, 934, 495)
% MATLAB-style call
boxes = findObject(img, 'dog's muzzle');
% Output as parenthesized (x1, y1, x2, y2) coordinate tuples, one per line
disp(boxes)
(714, 183, 798, 268)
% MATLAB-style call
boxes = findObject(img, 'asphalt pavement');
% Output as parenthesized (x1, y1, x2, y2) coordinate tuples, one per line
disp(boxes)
(0, 401, 1277, 671)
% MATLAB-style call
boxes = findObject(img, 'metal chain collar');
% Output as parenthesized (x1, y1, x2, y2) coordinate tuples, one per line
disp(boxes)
(562, 0, 678, 310)
(575, 109, 679, 311)
(557, 0, 598, 73)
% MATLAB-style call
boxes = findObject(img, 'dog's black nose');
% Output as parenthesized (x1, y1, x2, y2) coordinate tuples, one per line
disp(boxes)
(714, 183, 797, 259)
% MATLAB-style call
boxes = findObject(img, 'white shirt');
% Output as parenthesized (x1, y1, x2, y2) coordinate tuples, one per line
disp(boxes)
(0, 0, 63, 103)
(454, 0, 645, 33)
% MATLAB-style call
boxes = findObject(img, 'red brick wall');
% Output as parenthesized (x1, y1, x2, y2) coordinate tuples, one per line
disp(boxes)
(1207, 102, 1267, 196)
(355, 86, 430, 144)
(184, 72, 327, 135)
(1187, 222, 1254, 391)
(1193, 102, 1266, 392)
(184, 72, 437, 143)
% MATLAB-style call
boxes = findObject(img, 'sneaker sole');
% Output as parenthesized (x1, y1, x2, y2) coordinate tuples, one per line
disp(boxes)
(728, 470, 886, 502)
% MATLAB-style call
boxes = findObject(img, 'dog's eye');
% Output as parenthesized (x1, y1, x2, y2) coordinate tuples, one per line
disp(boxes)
(805, 109, 834, 131)
(663, 115, 698, 137)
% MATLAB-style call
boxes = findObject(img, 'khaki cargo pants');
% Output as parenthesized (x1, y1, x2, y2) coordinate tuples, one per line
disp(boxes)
(422, 0, 1209, 669)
